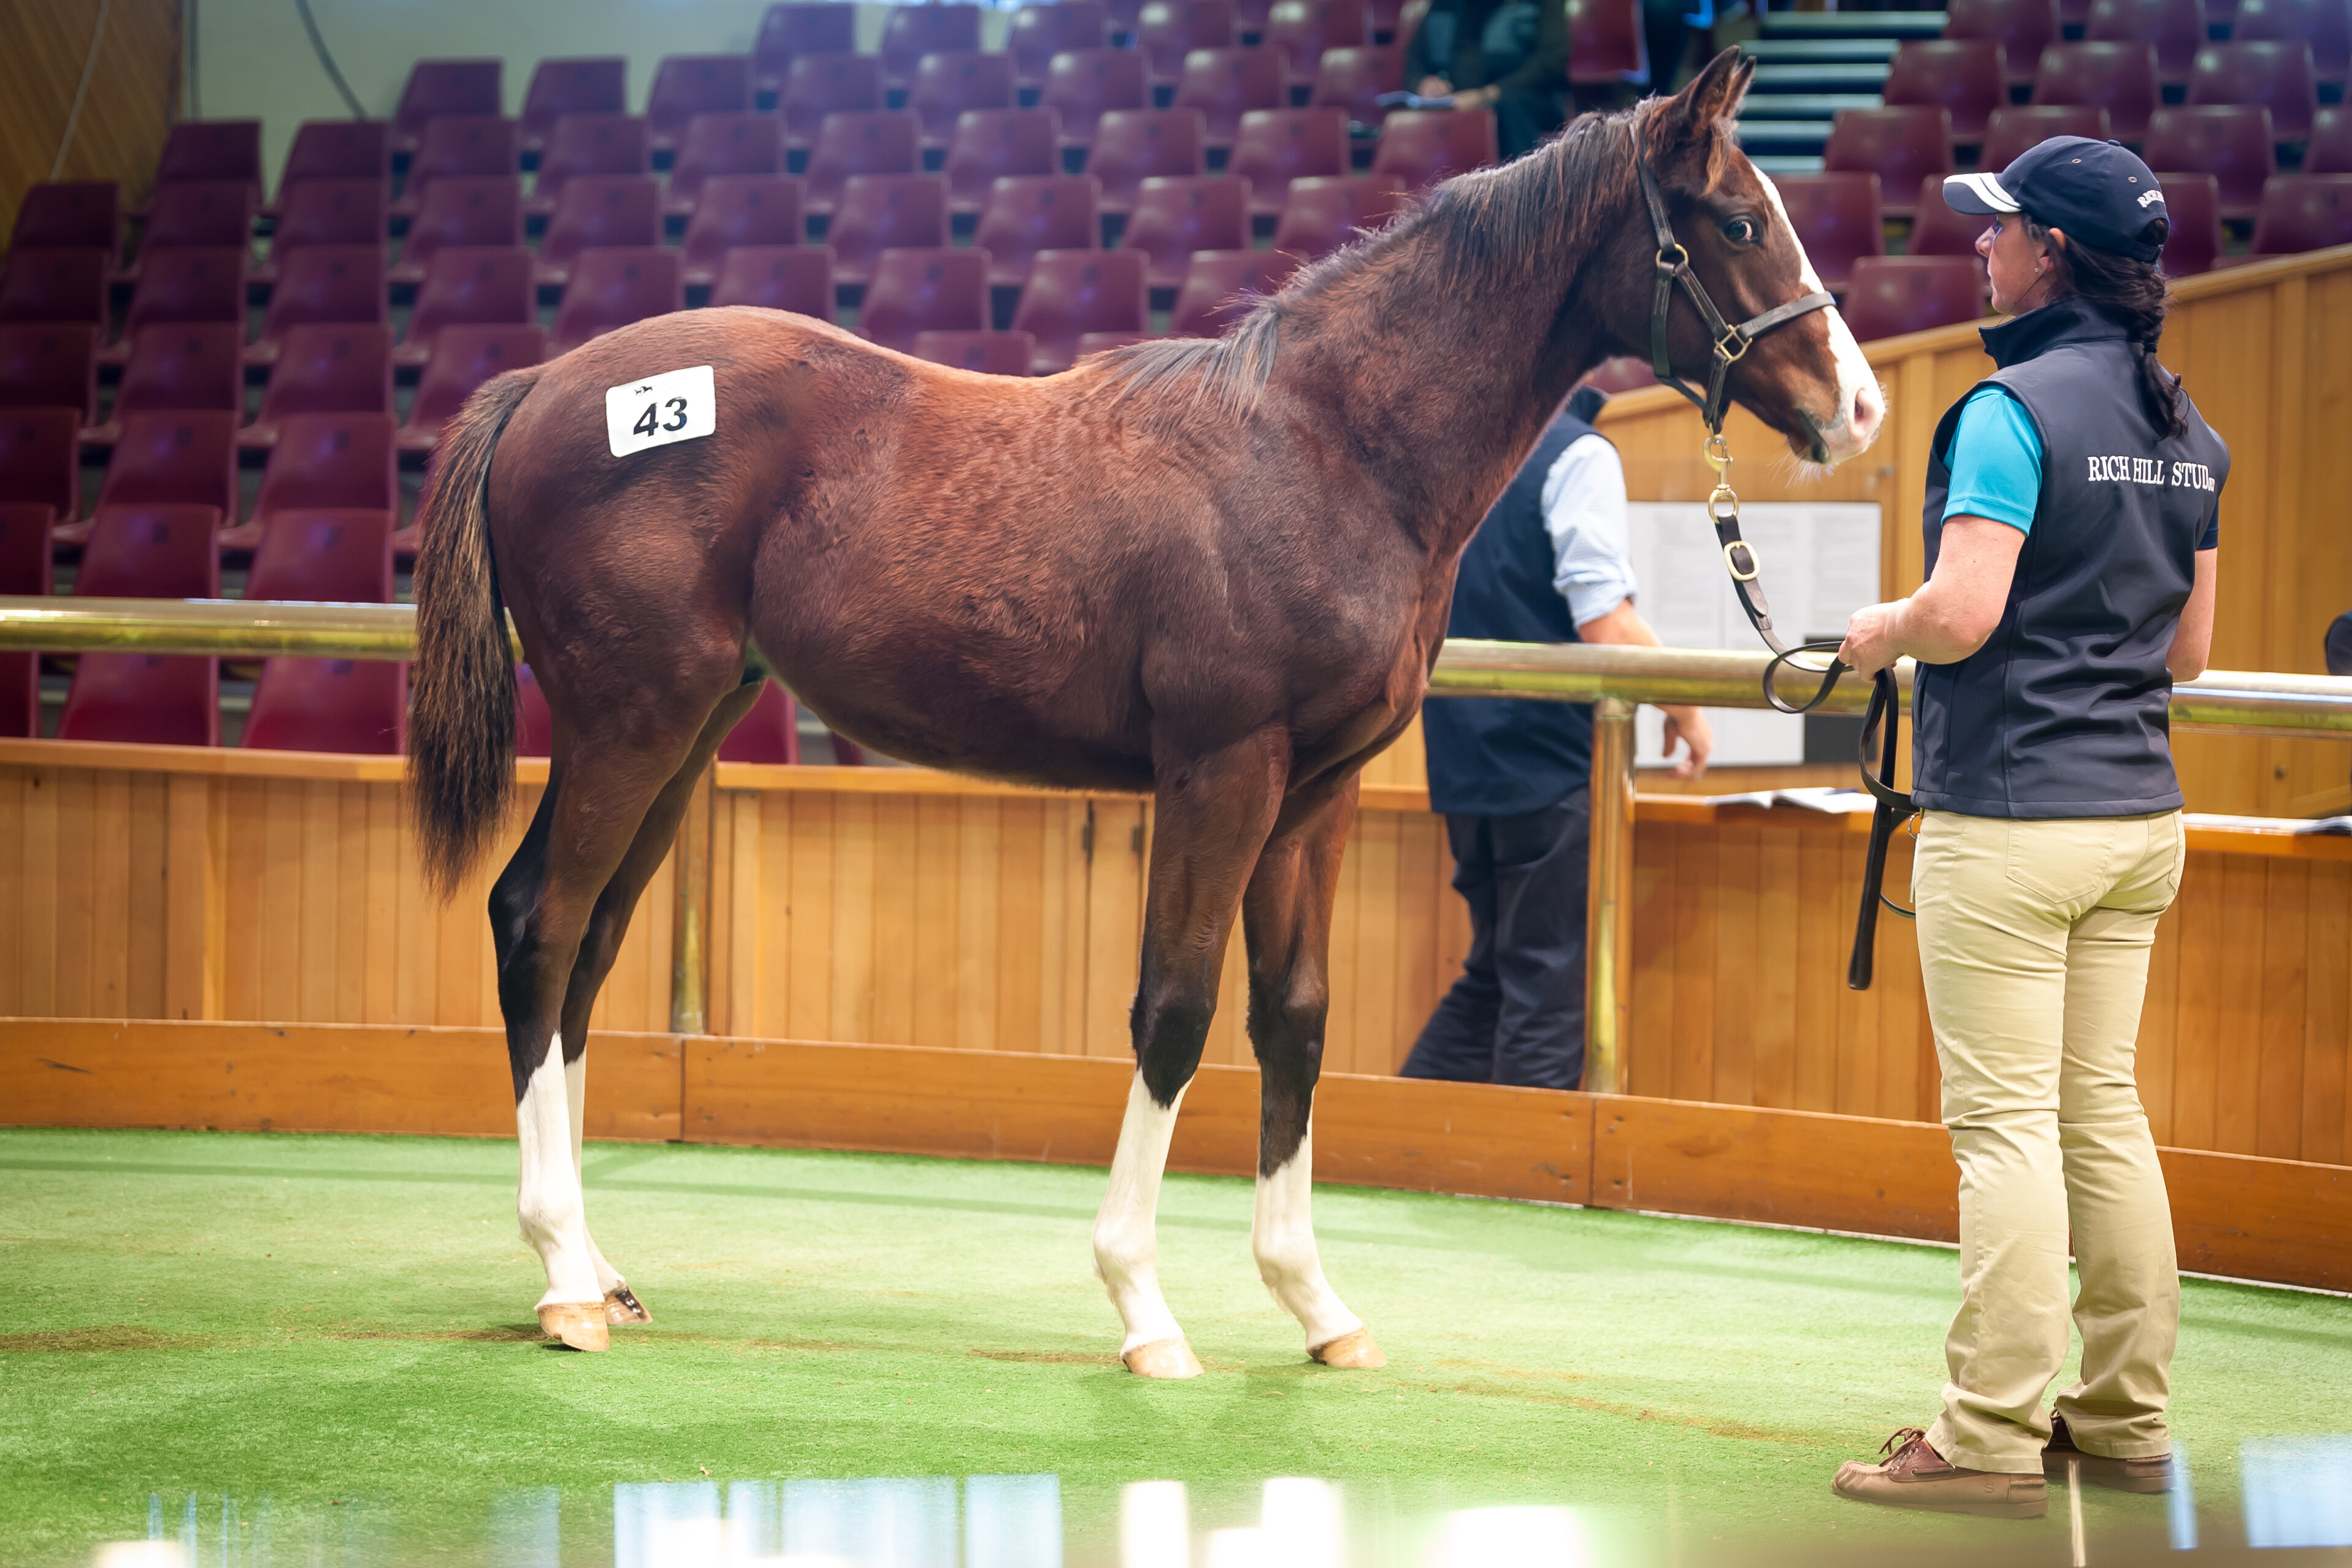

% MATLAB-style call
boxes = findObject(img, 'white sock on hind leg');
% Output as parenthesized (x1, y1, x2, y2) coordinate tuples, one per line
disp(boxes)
(1252, 1125, 1361, 1350)
(518, 1035, 600, 1309)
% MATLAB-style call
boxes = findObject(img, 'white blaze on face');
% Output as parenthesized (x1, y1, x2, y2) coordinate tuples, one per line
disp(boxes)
(1758, 172, 1885, 462)
(1093, 1073, 1190, 1353)
(1251, 1124, 1362, 1350)
(516, 1034, 601, 1309)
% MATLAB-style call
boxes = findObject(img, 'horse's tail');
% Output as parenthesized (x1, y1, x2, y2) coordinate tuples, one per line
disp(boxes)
(409, 367, 541, 899)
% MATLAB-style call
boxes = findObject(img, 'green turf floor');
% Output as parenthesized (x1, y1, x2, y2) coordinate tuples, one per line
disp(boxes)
(2, 1127, 2348, 1566)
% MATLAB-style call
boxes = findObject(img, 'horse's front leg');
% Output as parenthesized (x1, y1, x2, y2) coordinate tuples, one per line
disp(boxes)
(1241, 778, 1384, 1368)
(1094, 729, 1289, 1377)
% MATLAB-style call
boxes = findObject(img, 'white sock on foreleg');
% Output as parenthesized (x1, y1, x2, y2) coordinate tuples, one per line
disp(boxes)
(1094, 1073, 1190, 1355)
(1251, 1125, 1363, 1352)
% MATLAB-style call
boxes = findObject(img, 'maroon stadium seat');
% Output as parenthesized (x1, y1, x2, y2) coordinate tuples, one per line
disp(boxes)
(245, 506, 395, 602)
(805, 112, 924, 214)
(521, 59, 629, 155)
(1566, 0, 1647, 82)
(910, 52, 1017, 147)
(680, 176, 806, 288)
(2154, 172, 2225, 273)
(2231, 0, 2351, 86)
(525, 115, 653, 219)
(230, 411, 398, 560)
(2249, 172, 2352, 253)
(1771, 172, 1884, 293)
(1173, 47, 1287, 144)
(151, 121, 265, 208)
(9, 182, 118, 251)
(1012, 3, 1112, 86)
(0, 408, 80, 525)
(944, 110, 1065, 216)
(910, 329, 1038, 373)
(1979, 105, 2113, 170)
(2032, 44, 2161, 142)
(274, 121, 392, 201)
(535, 176, 663, 289)
(0, 248, 108, 327)
(1044, 50, 1152, 147)
(716, 679, 800, 765)
(515, 665, 554, 757)
(1076, 330, 1162, 355)
(708, 245, 837, 314)
(91, 324, 244, 443)
(667, 113, 784, 215)
(1230, 109, 1349, 216)
(61, 502, 223, 746)
(396, 117, 521, 216)
(390, 176, 523, 285)
(1823, 108, 1953, 220)
(1369, 0, 1408, 40)
(1371, 109, 1499, 187)
(75, 503, 220, 596)
(1270, 172, 1400, 256)
(1171, 247, 1297, 335)
(550, 248, 685, 355)
(241, 324, 394, 449)
(1944, 0, 2060, 88)
(93, 412, 239, 534)
(1011, 249, 1151, 372)
(115, 248, 247, 358)
(2307, 104, 2352, 170)
(397, 247, 534, 367)
(1838, 256, 1985, 341)
(250, 244, 388, 367)
(1087, 110, 1209, 214)
(647, 56, 754, 155)
(1885, 41, 2008, 144)
(0, 501, 50, 735)
(781, 53, 888, 151)
(242, 658, 407, 754)
(858, 248, 991, 350)
(399, 324, 547, 455)
(2188, 43, 2321, 141)
(756, 4, 860, 101)
(883, 6, 986, 90)
(1906, 177, 1995, 294)
(974, 177, 1103, 286)
(826, 174, 951, 286)
(1582, 356, 1659, 395)
(2086, 0, 2208, 85)
(1141, 0, 1239, 82)
(1124, 175, 1251, 285)
(129, 180, 257, 270)
(0, 323, 98, 423)
(267, 178, 390, 256)
(393, 61, 503, 153)
(1266, 0, 1370, 86)
(2143, 107, 2277, 223)
(1311, 47, 1406, 128)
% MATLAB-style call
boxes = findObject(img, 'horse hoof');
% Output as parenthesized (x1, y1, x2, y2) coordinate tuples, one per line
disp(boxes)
(603, 1286, 651, 1325)
(1309, 1328, 1387, 1369)
(1122, 1337, 1205, 1379)
(538, 1302, 611, 1352)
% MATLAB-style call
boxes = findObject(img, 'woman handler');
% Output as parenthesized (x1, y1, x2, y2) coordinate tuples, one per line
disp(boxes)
(1828, 138, 2226, 1520)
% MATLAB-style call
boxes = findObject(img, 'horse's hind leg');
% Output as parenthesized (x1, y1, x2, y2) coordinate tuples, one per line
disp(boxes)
(1094, 729, 1287, 1377)
(553, 675, 767, 1326)
(1241, 779, 1384, 1369)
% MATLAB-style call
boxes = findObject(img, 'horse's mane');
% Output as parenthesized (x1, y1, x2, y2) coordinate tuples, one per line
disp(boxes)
(1097, 98, 1698, 416)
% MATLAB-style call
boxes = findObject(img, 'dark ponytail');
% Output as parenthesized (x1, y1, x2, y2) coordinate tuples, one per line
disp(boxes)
(2024, 214, 2189, 440)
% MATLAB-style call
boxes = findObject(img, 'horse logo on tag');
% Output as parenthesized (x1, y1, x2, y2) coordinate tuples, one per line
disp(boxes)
(605, 365, 717, 457)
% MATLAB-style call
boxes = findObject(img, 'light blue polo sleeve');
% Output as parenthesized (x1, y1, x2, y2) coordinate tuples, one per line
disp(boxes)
(1939, 386, 2044, 532)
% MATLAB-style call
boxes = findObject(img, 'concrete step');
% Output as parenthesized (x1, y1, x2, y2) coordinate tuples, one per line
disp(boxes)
(1749, 153, 1828, 175)
(1734, 118, 1833, 150)
(1758, 10, 1948, 40)
(1733, 92, 1885, 118)
(1748, 60, 1898, 91)
(1738, 38, 1901, 64)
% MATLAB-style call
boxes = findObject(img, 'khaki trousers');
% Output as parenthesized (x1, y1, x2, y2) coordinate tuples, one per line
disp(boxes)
(1912, 808, 2185, 1474)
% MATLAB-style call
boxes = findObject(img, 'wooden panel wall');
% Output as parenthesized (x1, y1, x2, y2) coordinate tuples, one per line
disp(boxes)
(0, 0, 182, 243)
(1595, 244, 2352, 820)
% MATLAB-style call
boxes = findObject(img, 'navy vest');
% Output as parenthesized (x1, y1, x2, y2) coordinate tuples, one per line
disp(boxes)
(1912, 297, 2230, 819)
(1423, 408, 1598, 817)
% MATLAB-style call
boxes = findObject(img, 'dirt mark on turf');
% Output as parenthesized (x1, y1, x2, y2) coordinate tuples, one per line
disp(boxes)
(966, 1348, 1116, 1366)
(0, 1325, 209, 1352)
(1411, 1375, 1823, 1445)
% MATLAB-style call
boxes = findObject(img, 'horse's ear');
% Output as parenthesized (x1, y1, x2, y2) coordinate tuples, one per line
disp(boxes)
(1650, 48, 1753, 148)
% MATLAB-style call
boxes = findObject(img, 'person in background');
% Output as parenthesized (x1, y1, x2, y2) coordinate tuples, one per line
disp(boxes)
(1401, 382, 1712, 1092)
(1404, 0, 1571, 158)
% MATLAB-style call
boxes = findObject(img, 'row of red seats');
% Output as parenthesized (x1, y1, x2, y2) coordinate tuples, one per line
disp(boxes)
(1942, 0, 2349, 89)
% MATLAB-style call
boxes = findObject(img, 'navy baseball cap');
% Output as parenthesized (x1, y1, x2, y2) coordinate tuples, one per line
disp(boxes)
(1943, 137, 2168, 262)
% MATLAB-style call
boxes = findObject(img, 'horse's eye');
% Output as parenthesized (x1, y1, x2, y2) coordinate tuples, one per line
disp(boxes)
(1723, 216, 1761, 245)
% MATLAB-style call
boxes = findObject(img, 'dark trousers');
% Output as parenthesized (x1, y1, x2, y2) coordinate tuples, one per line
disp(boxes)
(1399, 789, 1590, 1091)
(1495, 90, 1566, 161)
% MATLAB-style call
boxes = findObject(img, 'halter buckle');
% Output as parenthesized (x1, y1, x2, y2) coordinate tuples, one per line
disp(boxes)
(1722, 537, 1760, 581)
(1714, 327, 1754, 365)
(1655, 243, 1689, 279)
(1708, 481, 1742, 526)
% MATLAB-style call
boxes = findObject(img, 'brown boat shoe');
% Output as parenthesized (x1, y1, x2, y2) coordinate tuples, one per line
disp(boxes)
(2043, 1413, 2173, 1493)
(1833, 1427, 2049, 1519)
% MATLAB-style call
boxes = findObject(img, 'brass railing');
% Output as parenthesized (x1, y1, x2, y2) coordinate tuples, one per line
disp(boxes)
(8, 599, 2352, 1076)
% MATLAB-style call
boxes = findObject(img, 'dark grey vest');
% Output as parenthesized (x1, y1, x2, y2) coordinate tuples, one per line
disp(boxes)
(1912, 298, 2229, 819)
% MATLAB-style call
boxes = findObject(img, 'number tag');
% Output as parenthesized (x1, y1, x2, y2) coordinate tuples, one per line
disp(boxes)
(605, 365, 716, 457)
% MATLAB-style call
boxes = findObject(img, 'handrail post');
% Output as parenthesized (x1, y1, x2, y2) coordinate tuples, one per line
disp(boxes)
(670, 763, 714, 1034)
(1585, 697, 1636, 1096)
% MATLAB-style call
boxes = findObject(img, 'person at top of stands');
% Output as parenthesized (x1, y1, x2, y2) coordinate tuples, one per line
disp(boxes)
(1400, 378, 1711, 1093)
(1404, 0, 1570, 158)
(1828, 137, 2229, 1521)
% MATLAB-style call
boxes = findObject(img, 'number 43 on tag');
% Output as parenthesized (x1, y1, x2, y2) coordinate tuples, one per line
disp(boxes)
(605, 365, 717, 457)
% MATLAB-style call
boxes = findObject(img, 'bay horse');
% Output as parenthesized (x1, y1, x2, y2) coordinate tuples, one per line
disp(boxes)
(408, 52, 1882, 1365)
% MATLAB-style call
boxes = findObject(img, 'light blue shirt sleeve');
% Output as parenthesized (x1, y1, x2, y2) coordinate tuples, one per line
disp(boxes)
(1940, 386, 2044, 532)
(1541, 433, 1641, 627)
